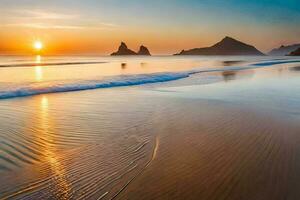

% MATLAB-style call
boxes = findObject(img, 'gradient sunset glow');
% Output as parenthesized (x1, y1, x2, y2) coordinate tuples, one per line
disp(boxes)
(0, 0, 299, 55)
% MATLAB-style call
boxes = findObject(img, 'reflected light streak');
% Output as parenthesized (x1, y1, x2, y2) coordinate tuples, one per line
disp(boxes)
(38, 96, 72, 199)
(41, 96, 48, 109)
(35, 55, 43, 82)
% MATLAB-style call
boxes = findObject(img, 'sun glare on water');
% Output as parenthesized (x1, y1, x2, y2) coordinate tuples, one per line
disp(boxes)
(34, 55, 43, 81)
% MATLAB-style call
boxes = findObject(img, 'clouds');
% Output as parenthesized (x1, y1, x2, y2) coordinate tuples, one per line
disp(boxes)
(0, 0, 299, 54)
(3, 23, 85, 30)
(2, 22, 119, 30)
(1, 9, 119, 30)
(12, 9, 78, 20)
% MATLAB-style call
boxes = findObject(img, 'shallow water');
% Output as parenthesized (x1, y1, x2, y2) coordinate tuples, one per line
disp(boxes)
(0, 55, 300, 199)
(1, 55, 296, 99)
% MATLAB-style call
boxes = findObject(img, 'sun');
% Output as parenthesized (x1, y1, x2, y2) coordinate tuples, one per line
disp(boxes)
(34, 41, 43, 51)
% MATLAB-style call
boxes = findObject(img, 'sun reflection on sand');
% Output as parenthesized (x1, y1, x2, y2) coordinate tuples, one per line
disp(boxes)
(41, 96, 48, 109)
(151, 136, 159, 161)
(38, 96, 72, 199)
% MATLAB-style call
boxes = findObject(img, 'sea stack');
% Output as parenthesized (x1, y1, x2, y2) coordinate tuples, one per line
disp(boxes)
(111, 42, 137, 56)
(137, 45, 151, 56)
(288, 48, 300, 56)
(175, 36, 264, 56)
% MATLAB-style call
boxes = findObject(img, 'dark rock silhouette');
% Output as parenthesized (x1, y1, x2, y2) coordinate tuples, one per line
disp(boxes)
(111, 42, 151, 56)
(111, 42, 137, 56)
(269, 44, 300, 56)
(138, 45, 151, 55)
(174, 36, 264, 56)
(288, 47, 300, 56)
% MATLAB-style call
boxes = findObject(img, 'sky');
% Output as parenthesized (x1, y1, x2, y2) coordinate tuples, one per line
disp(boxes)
(0, 0, 299, 55)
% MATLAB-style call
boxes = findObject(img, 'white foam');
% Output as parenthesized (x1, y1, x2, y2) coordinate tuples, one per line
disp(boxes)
(1, 58, 299, 99)
(0, 72, 192, 99)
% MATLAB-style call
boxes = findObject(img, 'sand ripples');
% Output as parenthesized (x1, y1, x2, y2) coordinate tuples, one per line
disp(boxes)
(1, 57, 300, 199)
(0, 138, 154, 199)
(0, 90, 163, 199)
(116, 101, 300, 200)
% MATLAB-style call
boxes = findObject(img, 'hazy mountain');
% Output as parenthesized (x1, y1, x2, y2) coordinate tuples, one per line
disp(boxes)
(175, 36, 264, 56)
(269, 44, 300, 56)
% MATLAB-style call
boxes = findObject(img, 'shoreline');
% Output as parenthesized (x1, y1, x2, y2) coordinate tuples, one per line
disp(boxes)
(0, 55, 300, 199)
(0, 57, 299, 100)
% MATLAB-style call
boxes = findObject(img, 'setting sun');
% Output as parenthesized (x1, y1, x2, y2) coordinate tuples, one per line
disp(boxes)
(34, 41, 43, 51)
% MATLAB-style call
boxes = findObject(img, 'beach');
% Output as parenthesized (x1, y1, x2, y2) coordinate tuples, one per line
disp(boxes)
(0, 56, 300, 199)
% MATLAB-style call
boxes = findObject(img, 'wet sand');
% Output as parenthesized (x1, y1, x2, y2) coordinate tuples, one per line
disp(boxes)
(1, 56, 300, 199)
(1, 98, 300, 200)
(116, 101, 300, 200)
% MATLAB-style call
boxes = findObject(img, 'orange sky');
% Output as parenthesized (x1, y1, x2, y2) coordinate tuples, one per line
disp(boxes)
(1, 0, 299, 55)
(0, 26, 221, 55)
(2, 25, 298, 55)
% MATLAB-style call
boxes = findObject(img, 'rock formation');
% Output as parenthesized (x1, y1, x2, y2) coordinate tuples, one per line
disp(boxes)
(111, 42, 137, 56)
(137, 45, 151, 56)
(111, 42, 151, 56)
(175, 36, 264, 56)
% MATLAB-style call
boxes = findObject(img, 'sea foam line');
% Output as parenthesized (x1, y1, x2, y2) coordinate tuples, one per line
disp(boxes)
(0, 59, 299, 100)
(0, 72, 192, 99)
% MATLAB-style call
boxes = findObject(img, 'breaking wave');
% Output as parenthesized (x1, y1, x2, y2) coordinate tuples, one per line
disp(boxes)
(0, 59, 299, 99)
(0, 72, 193, 99)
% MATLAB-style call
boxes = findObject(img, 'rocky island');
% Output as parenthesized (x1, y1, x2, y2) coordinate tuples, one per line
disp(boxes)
(174, 36, 264, 56)
(137, 45, 151, 56)
(111, 42, 151, 56)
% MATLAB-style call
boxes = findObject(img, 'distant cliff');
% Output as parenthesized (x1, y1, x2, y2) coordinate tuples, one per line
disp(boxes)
(268, 44, 300, 56)
(111, 42, 151, 56)
(288, 48, 300, 56)
(175, 36, 264, 56)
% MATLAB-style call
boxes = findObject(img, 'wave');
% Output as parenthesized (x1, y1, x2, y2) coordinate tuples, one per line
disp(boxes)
(0, 72, 193, 99)
(0, 59, 299, 99)
(0, 61, 106, 68)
